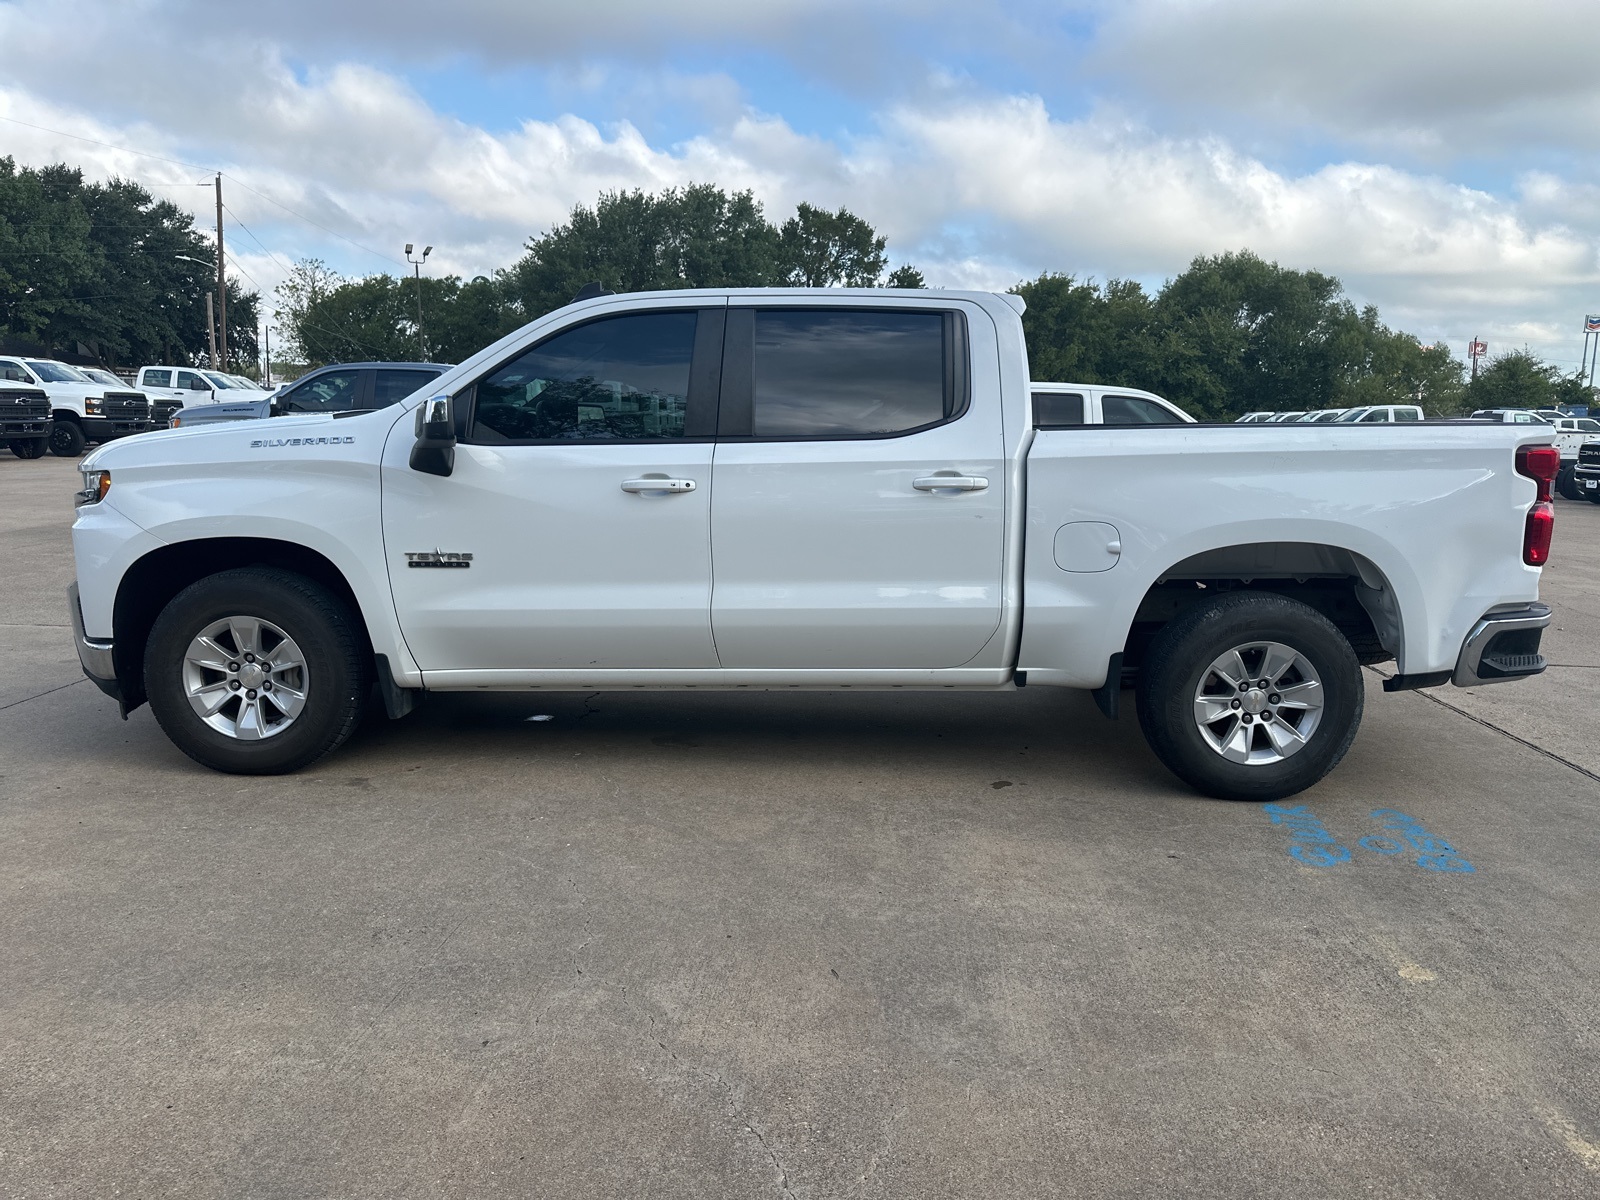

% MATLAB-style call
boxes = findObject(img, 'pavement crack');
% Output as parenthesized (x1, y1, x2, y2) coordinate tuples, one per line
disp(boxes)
(848, 1104, 908, 1196)
(1367, 667, 1600, 787)
(0, 677, 84, 712)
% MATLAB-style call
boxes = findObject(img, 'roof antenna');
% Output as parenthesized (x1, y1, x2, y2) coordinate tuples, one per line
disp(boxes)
(570, 281, 614, 303)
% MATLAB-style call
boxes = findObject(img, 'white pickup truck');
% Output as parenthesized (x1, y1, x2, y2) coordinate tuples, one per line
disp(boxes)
(67, 288, 1557, 801)
(0, 356, 152, 455)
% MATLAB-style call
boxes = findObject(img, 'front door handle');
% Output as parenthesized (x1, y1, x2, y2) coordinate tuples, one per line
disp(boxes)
(913, 475, 988, 492)
(621, 477, 697, 493)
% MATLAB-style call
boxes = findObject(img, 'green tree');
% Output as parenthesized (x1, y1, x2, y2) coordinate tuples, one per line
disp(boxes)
(1014, 251, 1470, 420)
(0, 157, 256, 368)
(884, 264, 927, 289)
(777, 202, 887, 287)
(1466, 350, 1561, 410)
(509, 185, 785, 318)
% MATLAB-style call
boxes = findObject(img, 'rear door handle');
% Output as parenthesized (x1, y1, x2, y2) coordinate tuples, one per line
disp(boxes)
(913, 475, 988, 492)
(621, 477, 697, 493)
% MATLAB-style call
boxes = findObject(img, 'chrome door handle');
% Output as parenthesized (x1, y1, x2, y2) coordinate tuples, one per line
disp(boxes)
(621, 477, 696, 493)
(913, 475, 988, 492)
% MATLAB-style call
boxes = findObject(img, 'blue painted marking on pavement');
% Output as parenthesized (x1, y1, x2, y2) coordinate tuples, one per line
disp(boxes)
(1363, 809, 1476, 873)
(1262, 803, 1353, 867)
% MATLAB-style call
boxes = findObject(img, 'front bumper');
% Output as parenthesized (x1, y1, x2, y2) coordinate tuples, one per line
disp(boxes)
(68, 582, 122, 704)
(1575, 464, 1600, 493)
(0, 418, 49, 437)
(82, 415, 152, 440)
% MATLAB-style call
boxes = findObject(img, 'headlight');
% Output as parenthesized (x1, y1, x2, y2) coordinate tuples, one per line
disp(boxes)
(85, 396, 103, 415)
(76, 468, 110, 507)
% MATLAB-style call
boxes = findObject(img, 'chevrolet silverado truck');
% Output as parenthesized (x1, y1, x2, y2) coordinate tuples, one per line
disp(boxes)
(67, 288, 1557, 800)
(2, 380, 51, 458)
(0, 356, 151, 455)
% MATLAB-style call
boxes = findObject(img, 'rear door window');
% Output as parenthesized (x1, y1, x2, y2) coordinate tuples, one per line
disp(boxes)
(373, 369, 438, 408)
(1101, 394, 1185, 424)
(143, 369, 173, 388)
(1395, 407, 1420, 421)
(736, 309, 956, 438)
(1033, 392, 1085, 428)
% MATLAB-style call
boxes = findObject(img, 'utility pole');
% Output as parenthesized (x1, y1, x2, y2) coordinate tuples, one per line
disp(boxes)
(205, 292, 218, 369)
(405, 244, 431, 361)
(215, 173, 228, 368)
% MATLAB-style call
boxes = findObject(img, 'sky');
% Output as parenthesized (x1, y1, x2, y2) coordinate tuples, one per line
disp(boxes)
(1, 0, 1595, 368)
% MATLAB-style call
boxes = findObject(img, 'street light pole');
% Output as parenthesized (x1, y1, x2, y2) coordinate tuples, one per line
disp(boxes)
(405, 244, 432, 361)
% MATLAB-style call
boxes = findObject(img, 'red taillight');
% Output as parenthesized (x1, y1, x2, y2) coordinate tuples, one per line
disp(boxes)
(1525, 503, 1554, 566)
(1516, 445, 1559, 566)
(1516, 444, 1560, 502)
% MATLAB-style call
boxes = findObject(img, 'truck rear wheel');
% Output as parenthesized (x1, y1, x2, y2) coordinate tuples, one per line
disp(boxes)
(8, 437, 47, 459)
(1557, 465, 1581, 501)
(1135, 591, 1364, 802)
(49, 419, 85, 457)
(144, 567, 370, 774)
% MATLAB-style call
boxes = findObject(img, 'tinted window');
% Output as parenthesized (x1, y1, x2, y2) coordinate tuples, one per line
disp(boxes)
(472, 312, 696, 442)
(176, 371, 210, 390)
(373, 369, 437, 408)
(142, 369, 172, 387)
(1102, 394, 1185, 425)
(751, 310, 945, 437)
(1033, 392, 1084, 427)
(1360, 409, 1388, 422)
(1395, 408, 1420, 421)
(0, 361, 29, 382)
(282, 368, 361, 412)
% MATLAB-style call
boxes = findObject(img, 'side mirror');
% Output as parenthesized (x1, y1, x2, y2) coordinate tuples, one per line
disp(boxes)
(409, 394, 456, 477)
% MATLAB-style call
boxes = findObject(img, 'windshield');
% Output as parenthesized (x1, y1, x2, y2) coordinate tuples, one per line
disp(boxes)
(25, 360, 91, 383)
(82, 368, 124, 387)
(228, 374, 261, 389)
(202, 371, 244, 389)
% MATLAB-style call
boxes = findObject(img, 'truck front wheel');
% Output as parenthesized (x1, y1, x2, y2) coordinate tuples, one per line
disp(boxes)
(8, 437, 47, 459)
(1135, 591, 1364, 802)
(49, 419, 85, 457)
(144, 567, 371, 774)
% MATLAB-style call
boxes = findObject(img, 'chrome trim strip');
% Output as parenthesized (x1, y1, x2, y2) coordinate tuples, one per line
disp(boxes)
(67, 582, 116, 682)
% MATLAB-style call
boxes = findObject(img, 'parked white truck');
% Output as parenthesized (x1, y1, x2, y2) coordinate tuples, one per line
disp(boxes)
(0, 356, 151, 455)
(68, 288, 1557, 800)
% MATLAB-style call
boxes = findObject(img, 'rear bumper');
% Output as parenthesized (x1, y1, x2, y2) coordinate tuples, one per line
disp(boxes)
(68, 582, 122, 703)
(1452, 602, 1551, 687)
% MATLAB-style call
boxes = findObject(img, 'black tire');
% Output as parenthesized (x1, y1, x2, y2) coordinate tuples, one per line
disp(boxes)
(8, 437, 47, 459)
(1135, 591, 1364, 802)
(1558, 465, 1582, 502)
(48, 419, 85, 457)
(1588, 492, 1600, 506)
(144, 567, 371, 774)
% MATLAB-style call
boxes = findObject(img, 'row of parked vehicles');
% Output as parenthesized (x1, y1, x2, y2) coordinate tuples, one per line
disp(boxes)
(0, 357, 453, 459)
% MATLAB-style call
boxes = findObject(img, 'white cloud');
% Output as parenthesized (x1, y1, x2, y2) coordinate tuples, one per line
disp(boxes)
(1091, 0, 1600, 161)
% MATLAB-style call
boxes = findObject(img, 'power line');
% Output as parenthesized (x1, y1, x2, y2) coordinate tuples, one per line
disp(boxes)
(222, 174, 405, 268)
(0, 114, 405, 268)
(0, 114, 213, 172)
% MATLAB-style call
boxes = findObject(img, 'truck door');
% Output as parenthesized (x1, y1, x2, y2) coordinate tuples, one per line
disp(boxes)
(382, 304, 724, 672)
(709, 302, 1006, 669)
